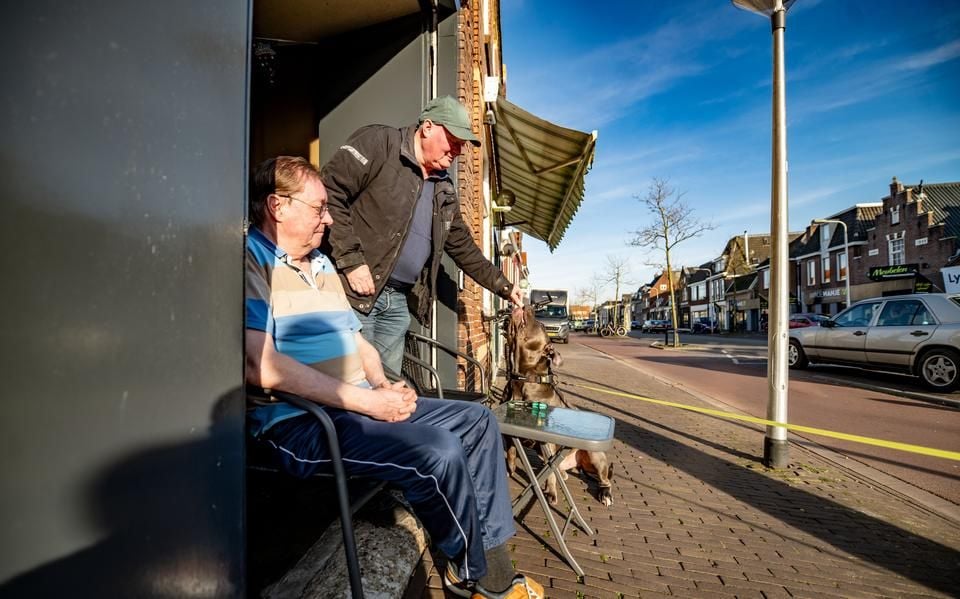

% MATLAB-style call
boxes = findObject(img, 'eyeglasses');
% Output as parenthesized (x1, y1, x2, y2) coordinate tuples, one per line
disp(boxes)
(276, 193, 329, 219)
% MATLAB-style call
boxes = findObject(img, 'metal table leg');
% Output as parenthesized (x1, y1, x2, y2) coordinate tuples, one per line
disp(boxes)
(541, 444, 593, 536)
(510, 438, 587, 577)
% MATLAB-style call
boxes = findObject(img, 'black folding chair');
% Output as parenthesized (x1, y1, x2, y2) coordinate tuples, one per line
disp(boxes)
(247, 387, 384, 599)
(401, 331, 491, 404)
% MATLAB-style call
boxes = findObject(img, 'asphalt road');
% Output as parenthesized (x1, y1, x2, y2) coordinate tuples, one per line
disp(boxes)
(570, 330, 960, 507)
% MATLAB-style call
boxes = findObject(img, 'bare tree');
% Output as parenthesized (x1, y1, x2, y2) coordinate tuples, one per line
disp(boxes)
(629, 178, 714, 347)
(574, 275, 605, 312)
(601, 255, 632, 330)
(573, 287, 592, 309)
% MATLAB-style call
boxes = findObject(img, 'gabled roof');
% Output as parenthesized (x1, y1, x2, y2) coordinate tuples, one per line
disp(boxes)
(793, 203, 881, 257)
(725, 272, 757, 294)
(684, 265, 711, 284)
(821, 203, 883, 250)
(912, 181, 960, 241)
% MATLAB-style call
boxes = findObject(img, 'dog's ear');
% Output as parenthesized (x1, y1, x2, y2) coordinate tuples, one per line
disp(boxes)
(544, 344, 563, 367)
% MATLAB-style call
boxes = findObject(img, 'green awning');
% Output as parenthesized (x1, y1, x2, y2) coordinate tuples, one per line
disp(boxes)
(493, 98, 597, 251)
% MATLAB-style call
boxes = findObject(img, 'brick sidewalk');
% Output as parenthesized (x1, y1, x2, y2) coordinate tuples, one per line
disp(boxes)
(406, 341, 960, 598)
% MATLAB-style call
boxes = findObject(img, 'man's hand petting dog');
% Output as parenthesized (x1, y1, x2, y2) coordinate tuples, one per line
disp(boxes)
(369, 382, 417, 422)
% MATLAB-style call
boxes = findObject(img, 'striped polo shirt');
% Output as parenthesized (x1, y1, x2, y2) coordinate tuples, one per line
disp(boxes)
(245, 227, 365, 435)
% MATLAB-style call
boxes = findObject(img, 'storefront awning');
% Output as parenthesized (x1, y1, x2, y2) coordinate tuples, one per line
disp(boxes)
(493, 98, 597, 251)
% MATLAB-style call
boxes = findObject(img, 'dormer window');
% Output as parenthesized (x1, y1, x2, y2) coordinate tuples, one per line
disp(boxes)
(820, 223, 830, 244)
(891, 205, 900, 225)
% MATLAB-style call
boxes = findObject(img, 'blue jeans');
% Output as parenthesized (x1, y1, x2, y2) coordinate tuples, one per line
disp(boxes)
(355, 286, 410, 377)
(255, 397, 515, 581)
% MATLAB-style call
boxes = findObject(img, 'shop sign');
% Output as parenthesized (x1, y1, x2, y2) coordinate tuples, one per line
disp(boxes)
(914, 278, 934, 294)
(944, 266, 960, 293)
(868, 264, 918, 281)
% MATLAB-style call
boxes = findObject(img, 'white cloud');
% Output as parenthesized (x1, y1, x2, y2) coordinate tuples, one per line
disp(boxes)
(895, 40, 960, 71)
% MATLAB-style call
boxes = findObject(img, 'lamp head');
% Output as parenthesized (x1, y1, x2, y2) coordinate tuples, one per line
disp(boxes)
(493, 189, 516, 213)
(731, 0, 797, 16)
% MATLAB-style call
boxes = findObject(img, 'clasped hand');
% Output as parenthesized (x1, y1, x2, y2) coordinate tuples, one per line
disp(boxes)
(371, 380, 417, 422)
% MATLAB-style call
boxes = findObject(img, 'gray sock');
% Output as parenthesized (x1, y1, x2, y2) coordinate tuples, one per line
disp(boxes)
(479, 543, 515, 593)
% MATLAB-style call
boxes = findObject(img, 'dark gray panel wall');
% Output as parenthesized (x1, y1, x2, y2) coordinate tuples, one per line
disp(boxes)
(317, 24, 426, 164)
(0, 2, 248, 596)
(436, 12, 463, 386)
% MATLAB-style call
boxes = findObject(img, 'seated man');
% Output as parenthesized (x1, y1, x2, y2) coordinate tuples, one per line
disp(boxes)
(245, 156, 543, 599)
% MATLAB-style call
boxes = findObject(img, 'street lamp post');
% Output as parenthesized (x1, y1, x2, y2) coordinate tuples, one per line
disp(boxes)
(732, 0, 796, 468)
(813, 218, 850, 309)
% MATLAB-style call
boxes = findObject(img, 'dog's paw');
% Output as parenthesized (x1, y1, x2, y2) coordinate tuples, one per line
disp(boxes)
(599, 489, 613, 507)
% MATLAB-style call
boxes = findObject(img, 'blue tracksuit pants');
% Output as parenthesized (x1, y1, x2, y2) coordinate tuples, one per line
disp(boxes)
(255, 397, 515, 581)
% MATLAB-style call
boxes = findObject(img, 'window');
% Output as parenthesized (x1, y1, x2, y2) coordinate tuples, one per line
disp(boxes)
(807, 260, 816, 286)
(692, 283, 706, 301)
(891, 205, 900, 225)
(762, 270, 770, 289)
(877, 300, 933, 327)
(834, 302, 880, 327)
(915, 237, 928, 246)
(820, 223, 831, 244)
(659, 284, 667, 291)
(711, 278, 724, 300)
(837, 252, 847, 281)
(888, 232, 904, 265)
(822, 256, 831, 283)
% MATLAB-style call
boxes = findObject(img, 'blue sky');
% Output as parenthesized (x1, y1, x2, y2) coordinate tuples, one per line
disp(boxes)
(501, 0, 960, 300)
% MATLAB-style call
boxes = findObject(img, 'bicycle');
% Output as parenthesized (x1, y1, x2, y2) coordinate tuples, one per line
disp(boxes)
(597, 322, 627, 337)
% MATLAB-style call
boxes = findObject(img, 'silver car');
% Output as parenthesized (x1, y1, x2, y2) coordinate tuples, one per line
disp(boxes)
(788, 293, 960, 392)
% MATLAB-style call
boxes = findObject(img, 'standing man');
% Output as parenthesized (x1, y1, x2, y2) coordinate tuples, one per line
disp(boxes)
(322, 96, 523, 375)
(246, 156, 544, 599)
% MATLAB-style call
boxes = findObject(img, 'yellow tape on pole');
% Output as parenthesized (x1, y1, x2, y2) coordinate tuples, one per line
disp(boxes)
(565, 382, 960, 462)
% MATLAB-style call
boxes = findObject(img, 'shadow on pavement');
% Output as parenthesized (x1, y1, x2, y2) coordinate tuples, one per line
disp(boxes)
(561, 369, 960, 482)
(556, 375, 960, 594)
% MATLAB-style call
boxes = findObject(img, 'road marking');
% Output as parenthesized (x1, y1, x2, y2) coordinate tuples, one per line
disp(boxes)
(562, 381, 960, 462)
(720, 348, 766, 365)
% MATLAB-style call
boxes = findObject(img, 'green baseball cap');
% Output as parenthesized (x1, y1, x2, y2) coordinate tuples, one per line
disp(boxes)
(418, 96, 481, 147)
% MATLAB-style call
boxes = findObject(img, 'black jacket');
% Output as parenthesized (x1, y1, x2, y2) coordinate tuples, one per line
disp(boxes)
(321, 124, 512, 326)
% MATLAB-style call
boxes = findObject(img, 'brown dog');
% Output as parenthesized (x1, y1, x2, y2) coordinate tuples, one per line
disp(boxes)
(504, 305, 614, 506)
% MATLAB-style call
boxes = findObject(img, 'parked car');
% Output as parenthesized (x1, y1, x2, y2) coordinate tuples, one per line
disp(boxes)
(789, 313, 830, 328)
(691, 317, 718, 334)
(631, 320, 641, 330)
(581, 318, 596, 332)
(642, 319, 671, 333)
(788, 293, 960, 392)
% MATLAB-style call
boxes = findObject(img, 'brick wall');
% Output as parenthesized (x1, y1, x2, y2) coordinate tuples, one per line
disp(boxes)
(861, 178, 954, 292)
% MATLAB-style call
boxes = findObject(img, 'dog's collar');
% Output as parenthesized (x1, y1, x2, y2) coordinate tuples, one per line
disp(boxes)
(509, 372, 555, 385)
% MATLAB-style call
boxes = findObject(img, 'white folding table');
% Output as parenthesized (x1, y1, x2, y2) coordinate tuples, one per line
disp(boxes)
(494, 402, 615, 577)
